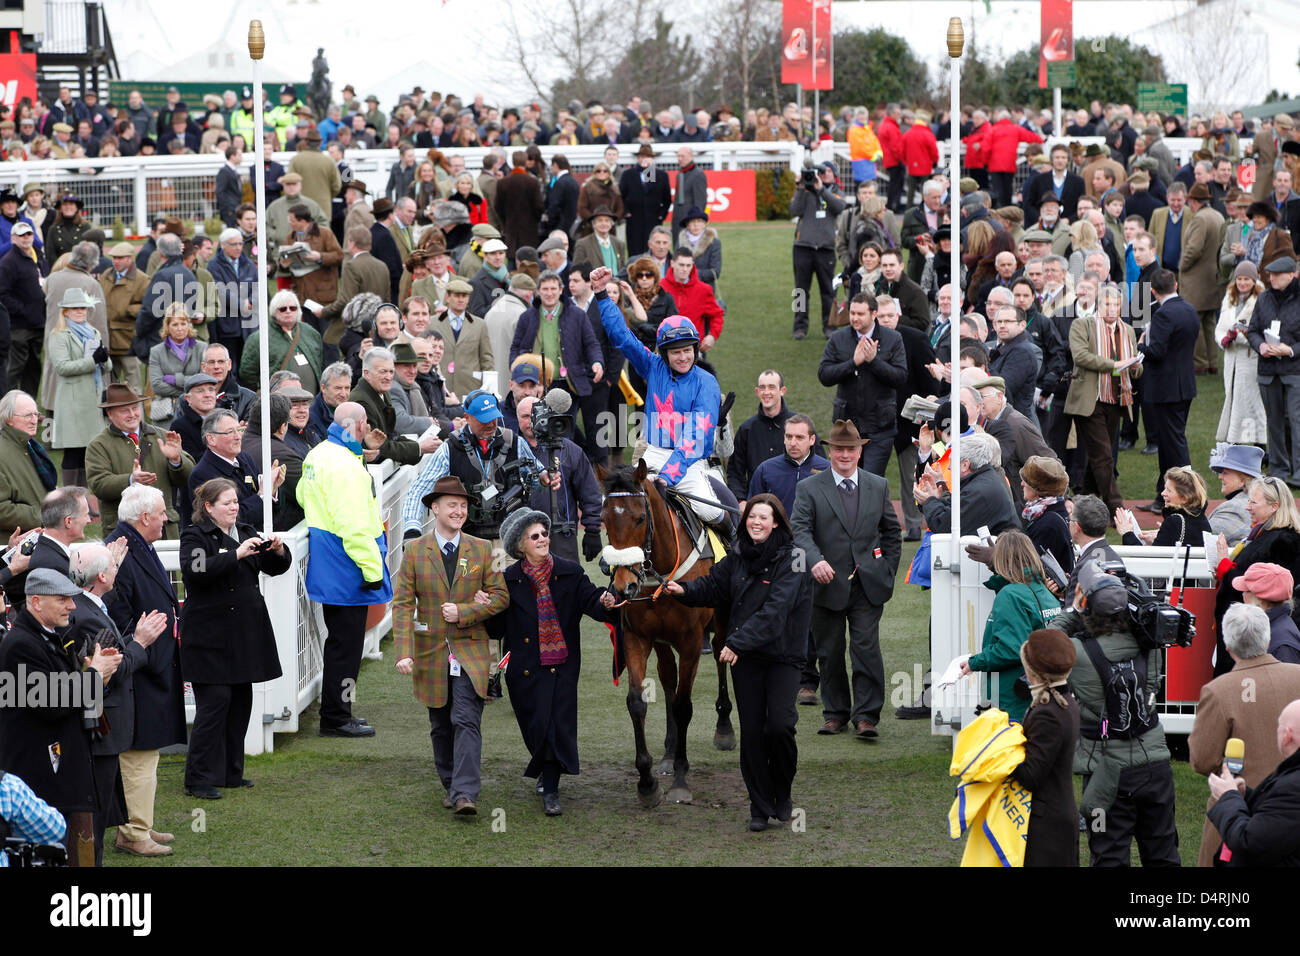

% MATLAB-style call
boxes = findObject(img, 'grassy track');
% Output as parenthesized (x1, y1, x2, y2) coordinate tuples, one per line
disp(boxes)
(109, 222, 1223, 866)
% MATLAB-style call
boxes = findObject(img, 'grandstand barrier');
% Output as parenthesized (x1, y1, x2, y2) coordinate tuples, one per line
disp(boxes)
(928, 535, 1218, 745)
(0, 142, 804, 235)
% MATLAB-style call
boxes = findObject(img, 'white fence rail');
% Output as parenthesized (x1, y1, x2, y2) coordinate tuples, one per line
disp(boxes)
(929, 536, 1218, 744)
(0, 142, 804, 236)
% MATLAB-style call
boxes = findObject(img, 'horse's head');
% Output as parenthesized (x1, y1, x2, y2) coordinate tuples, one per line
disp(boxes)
(598, 459, 656, 602)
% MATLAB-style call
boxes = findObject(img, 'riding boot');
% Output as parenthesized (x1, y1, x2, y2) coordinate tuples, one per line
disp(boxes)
(705, 513, 737, 551)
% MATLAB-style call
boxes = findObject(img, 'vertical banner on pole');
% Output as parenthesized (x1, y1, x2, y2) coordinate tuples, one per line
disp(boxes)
(1038, 0, 1073, 90)
(781, 0, 830, 88)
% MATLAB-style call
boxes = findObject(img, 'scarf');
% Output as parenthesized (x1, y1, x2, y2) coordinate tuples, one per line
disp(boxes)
(327, 421, 363, 456)
(522, 555, 566, 665)
(739, 527, 790, 576)
(482, 261, 509, 282)
(1021, 495, 1061, 524)
(1095, 318, 1134, 410)
(683, 229, 703, 249)
(27, 436, 57, 491)
(1020, 645, 1073, 710)
(67, 319, 104, 395)
(1245, 223, 1272, 266)
(165, 335, 195, 364)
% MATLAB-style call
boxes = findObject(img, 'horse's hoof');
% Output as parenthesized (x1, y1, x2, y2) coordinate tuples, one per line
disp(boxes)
(713, 731, 737, 751)
(666, 787, 693, 804)
(654, 759, 674, 775)
(637, 782, 662, 809)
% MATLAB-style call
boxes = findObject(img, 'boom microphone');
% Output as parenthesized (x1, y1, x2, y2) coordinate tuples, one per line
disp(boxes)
(1224, 738, 1244, 776)
(543, 388, 573, 414)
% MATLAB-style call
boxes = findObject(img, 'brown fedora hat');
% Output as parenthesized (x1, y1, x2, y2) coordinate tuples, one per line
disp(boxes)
(421, 475, 470, 509)
(99, 383, 145, 409)
(823, 419, 870, 447)
(1187, 182, 1213, 201)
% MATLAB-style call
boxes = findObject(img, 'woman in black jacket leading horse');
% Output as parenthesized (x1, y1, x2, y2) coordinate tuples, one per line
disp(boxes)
(179, 478, 291, 800)
(665, 493, 813, 832)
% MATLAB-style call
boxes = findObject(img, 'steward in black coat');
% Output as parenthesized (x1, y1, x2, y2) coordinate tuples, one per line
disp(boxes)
(1207, 746, 1300, 866)
(1215, 525, 1300, 676)
(493, 556, 615, 780)
(187, 449, 275, 530)
(672, 518, 812, 822)
(0, 607, 97, 819)
(817, 323, 908, 448)
(726, 401, 792, 500)
(104, 521, 185, 750)
(178, 519, 289, 790)
(619, 165, 672, 257)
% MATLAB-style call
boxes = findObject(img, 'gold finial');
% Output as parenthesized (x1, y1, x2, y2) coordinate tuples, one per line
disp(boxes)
(946, 18, 964, 59)
(248, 20, 265, 60)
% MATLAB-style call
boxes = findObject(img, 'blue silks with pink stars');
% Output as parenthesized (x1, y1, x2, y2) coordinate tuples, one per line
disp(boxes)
(598, 297, 720, 485)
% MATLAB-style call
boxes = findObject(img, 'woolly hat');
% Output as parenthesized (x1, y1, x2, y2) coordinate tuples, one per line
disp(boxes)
(500, 507, 551, 559)
(1021, 628, 1076, 681)
(1020, 455, 1069, 497)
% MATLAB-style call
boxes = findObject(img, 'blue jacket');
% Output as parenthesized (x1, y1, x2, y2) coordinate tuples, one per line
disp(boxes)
(597, 294, 719, 485)
(309, 392, 335, 444)
(749, 452, 830, 516)
(0, 215, 43, 259)
(207, 250, 259, 340)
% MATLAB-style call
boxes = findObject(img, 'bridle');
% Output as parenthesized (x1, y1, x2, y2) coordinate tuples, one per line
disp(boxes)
(602, 486, 683, 605)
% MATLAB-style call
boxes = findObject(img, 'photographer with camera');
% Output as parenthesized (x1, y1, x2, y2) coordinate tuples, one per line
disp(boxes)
(0, 769, 67, 867)
(515, 396, 602, 564)
(790, 165, 846, 340)
(1055, 560, 1181, 866)
(401, 390, 552, 546)
(179, 478, 290, 800)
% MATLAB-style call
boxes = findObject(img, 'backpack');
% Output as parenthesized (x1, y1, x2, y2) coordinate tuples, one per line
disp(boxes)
(1077, 639, 1160, 742)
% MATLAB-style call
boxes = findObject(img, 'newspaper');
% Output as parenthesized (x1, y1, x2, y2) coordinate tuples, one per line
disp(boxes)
(276, 241, 321, 277)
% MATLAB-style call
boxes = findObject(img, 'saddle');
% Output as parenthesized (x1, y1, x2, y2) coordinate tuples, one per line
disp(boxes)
(661, 474, 737, 568)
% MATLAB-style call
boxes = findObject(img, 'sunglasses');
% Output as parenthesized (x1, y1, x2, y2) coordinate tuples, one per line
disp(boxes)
(276, 305, 299, 313)
(635, 273, 655, 280)
(527, 530, 550, 541)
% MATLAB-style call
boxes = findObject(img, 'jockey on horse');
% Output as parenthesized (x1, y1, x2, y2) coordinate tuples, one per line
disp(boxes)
(590, 266, 732, 540)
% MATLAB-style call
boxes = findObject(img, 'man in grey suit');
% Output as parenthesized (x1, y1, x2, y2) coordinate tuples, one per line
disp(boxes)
(672, 146, 708, 246)
(791, 419, 902, 740)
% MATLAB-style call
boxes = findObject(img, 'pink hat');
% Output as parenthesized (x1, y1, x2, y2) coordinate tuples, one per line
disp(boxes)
(1232, 562, 1294, 602)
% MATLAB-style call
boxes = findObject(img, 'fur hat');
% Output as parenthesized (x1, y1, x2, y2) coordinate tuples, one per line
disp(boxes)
(1021, 628, 1076, 680)
(432, 200, 470, 228)
(1019, 455, 1069, 497)
(500, 507, 551, 559)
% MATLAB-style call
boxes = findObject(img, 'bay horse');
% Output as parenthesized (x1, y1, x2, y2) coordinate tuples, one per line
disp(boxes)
(597, 459, 735, 808)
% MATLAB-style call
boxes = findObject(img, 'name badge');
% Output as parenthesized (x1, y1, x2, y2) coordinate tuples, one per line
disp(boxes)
(219, 548, 229, 554)
(815, 210, 827, 219)
(449, 653, 461, 677)
(294, 352, 309, 366)
(458, 557, 468, 575)
(244, 475, 255, 484)
(480, 484, 498, 502)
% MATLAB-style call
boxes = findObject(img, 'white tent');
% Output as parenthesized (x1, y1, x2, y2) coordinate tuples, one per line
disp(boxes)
(140, 38, 300, 84)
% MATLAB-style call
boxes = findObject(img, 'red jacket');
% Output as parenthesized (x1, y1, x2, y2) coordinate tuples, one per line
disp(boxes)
(962, 122, 990, 170)
(660, 265, 725, 340)
(901, 123, 939, 177)
(878, 116, 904, 169)
(985, 119, 1042, 173)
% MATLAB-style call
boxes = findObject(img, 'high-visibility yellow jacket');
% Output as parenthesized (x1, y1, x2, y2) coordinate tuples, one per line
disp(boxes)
(948, 708, 1033, 867)
(297, 426, 392, 605)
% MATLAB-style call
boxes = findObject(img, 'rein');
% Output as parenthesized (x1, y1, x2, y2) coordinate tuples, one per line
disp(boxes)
(604, 485, 686, 605)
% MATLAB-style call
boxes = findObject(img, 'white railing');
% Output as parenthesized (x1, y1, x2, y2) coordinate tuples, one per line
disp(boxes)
(0, 141, 804, 235)
(929, 535, 1217, 744)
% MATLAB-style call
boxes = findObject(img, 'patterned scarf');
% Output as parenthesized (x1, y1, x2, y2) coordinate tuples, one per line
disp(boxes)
(1021, 495, 1061, 524)
(522, 555, 566, 665)
(1095, 318, 1135, 409)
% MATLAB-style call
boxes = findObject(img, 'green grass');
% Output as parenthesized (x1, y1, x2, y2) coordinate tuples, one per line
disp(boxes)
(111, 222, 1223, 866)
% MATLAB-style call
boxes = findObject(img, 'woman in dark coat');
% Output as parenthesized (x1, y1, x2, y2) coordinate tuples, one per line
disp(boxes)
(665, 493, 813, 832)
(1213, 475, 1300, 675)
(1116, 466, 1213, 548)
(178, 478, 291, 799)
(1019, 455, 1074, 577)
(493, 508, 617, 816)
(1010, 629, 1081, 867)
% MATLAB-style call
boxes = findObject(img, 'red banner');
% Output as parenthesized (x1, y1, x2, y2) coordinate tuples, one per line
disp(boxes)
(781, 0, 832, 91)
(1165, 587, 1218, 703)
(666, 170, 756, 222)
(0, 34, 36, 110)
(1038, 0, 1073, 90)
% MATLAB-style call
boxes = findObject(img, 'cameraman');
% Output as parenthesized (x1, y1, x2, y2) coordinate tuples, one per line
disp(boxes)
(0, 770, 67, 867)
(517, 396, 602, 564)
(1056, 560, 1180, 866)
(790, 166, 846, 340)
(401, 390, 552, 545)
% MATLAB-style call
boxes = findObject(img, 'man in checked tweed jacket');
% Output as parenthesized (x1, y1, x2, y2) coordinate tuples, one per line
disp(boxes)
(394, 475, 508, 815)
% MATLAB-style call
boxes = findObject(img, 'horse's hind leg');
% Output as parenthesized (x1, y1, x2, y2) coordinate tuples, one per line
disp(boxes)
(626, 639, 661, 808)
(655, 644, 678, 775)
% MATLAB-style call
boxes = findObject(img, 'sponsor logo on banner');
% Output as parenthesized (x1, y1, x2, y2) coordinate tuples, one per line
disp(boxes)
(666, 170, 756, 222)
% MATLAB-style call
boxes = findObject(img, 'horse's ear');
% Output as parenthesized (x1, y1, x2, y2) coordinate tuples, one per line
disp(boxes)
(594, 462, 608, 482)
(634, 458, 648, 483)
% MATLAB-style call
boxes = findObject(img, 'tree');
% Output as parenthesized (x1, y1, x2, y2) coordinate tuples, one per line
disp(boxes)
(934, 36, 1010, 110)
(707, 0, 783, 115)
(830, 28, 930, 109)
(1000, 36, 1166, 111)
